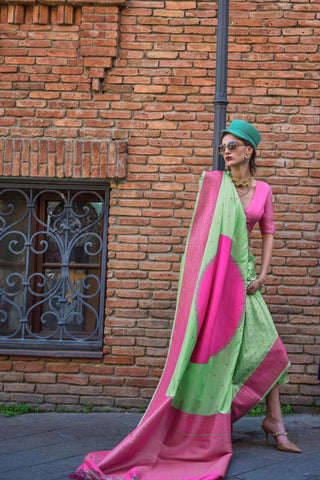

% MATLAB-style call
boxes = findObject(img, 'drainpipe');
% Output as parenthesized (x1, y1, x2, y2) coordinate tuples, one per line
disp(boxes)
(212, 0, 229, 171)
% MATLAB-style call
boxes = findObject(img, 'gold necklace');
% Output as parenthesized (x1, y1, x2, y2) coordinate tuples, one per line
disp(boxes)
(235, 185, 251, 197)
(231, 174, 252, 188)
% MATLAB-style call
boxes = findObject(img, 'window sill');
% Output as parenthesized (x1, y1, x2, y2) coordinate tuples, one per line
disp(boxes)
(0, 348, 103, 359)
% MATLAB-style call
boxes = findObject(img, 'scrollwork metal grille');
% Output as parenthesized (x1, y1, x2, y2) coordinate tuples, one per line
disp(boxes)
(0, 181, 109, 351)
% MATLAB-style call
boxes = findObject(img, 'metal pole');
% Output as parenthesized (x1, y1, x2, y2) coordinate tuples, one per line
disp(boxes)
(212, 0, 229, 171)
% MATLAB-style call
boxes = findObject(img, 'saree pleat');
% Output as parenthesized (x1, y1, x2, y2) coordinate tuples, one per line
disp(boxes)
(71, 171, 290, 480)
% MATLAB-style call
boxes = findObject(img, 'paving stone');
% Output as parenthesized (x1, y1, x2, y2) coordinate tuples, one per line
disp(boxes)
(230, 453, 320, 480)
(0, 455, 85, 480)
(0, 450, 54, 471)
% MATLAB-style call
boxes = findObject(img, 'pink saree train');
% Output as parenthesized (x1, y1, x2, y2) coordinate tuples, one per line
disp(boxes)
(71, 171, 290, 480)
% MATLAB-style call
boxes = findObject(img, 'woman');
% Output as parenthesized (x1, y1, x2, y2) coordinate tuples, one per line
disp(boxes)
(219, 119, 300, 453)
(71, 120, 300, 480)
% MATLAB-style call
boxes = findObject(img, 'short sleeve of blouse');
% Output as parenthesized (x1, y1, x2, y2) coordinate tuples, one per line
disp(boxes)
(259, 185, 275, 235)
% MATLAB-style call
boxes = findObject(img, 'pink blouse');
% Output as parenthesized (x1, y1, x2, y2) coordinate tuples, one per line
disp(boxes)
(245, 181, 275, 234)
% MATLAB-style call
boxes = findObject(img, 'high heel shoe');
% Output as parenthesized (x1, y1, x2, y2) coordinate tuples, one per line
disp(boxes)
(261, 425, 301, 453)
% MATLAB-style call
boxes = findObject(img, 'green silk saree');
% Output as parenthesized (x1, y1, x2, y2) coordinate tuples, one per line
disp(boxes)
(72, 171, 290, 480)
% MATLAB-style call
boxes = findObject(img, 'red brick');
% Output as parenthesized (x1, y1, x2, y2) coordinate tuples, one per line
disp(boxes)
(0, 372, 24, 382)
(10, 393, 45, 404)
(115, 367, 149, 377)
(166, 1, 196, 9)
(4, 383, 35, 393)
(46, 395, 79, 404)
(103, 386, 139, 397)
(0, 362, 12, 371)
(68, 386, 104, 396)
(90, 376, 123, 386)
(33, 5, 49, 25)
(25, 374, 57, 383)
(14, 362, 45, 373)
(58, 375, 89, 385)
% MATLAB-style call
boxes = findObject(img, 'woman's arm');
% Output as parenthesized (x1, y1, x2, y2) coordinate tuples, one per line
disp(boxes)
(247, 233, 273, 295)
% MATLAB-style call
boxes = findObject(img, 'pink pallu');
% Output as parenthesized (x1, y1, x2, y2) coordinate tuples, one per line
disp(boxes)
(71, 171, 289, 480)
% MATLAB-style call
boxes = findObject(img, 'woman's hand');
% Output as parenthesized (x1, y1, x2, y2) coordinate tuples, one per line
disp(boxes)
(247, 233, 273, 296)
(247, 279, 264, 295)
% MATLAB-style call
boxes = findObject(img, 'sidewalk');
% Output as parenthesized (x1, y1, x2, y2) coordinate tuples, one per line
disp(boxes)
(0, 412, 319, 480)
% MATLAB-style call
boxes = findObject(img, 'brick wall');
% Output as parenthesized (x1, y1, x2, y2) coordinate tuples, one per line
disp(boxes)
(0, 0, 319, 410)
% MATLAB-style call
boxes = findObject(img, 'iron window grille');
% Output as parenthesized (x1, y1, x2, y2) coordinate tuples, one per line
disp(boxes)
(0, 179, 109, 354)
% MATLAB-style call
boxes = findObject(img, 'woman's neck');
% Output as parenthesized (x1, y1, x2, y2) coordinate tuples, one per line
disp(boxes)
(230, 165, 250, 181)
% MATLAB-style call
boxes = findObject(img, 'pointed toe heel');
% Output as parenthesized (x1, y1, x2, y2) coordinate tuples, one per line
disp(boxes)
(261, 425, 301, 454)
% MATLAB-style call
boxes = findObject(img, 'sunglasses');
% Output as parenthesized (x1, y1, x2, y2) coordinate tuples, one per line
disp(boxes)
(217, 141, 244, 155)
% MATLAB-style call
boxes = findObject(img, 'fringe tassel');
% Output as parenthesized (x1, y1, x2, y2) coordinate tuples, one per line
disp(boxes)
(70, 470, 129, 480)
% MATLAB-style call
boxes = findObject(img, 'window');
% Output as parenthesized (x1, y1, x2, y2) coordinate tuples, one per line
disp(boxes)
(0, 180, 109, 355)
